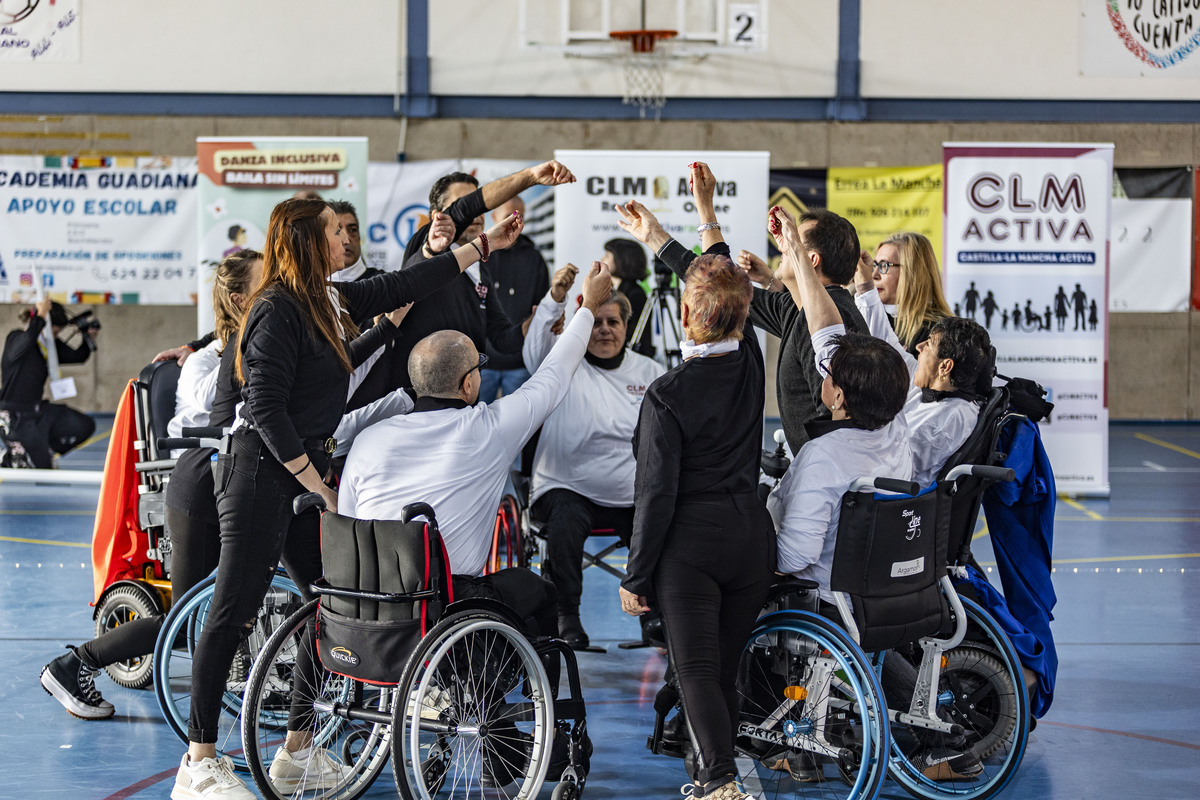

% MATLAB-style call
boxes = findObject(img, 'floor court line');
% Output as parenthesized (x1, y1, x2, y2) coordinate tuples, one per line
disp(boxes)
(1135, 432, 1200, 461)
(1037, 720, 1200, 751)
(0, 534, 89, 547)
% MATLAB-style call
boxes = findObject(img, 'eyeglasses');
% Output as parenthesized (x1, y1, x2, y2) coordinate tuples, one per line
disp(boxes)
(818, 354, 835, 380)
(873, 259, 902, 274)
(460, 352, 489, 388)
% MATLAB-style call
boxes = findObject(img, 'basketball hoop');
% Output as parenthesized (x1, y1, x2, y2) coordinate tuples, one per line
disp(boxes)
(609, 29, 677, 118)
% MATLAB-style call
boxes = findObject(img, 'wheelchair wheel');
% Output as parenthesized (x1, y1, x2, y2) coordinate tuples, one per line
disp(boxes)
(886, 598, 1030, 800)
(485, 494, 526, 574)
(734, 610, 889, 800)
(392, 608, 554, 800)
(94, 582, 162, 689)
(242, 600, 393, 800)
(152, 570, 302, 771)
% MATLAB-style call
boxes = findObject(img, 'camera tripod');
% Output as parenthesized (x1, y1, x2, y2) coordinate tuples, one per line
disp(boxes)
(628, 272, 684, 369)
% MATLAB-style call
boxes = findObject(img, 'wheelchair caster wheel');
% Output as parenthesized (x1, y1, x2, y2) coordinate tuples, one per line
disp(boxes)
(552, 779, 581, 800)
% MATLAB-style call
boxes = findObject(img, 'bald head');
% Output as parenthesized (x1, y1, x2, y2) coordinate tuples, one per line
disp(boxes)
(492, 196, 525, 225)
(410, 330, 478, 399)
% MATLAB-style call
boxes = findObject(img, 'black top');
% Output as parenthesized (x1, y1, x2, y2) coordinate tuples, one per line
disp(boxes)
(238, 253, 460, 465)
(481, 234, 549, 371)
(344, 266, 387, 331)
(401, 186, 488, 269)
(658, 238, 868, 455)
(0, 316, 91, 411)
(623, 248, 766, 597)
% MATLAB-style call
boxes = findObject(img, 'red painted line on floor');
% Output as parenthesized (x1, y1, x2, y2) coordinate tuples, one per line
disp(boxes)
(100, 766, 178, 800)
(1040, 720, 1200, 751)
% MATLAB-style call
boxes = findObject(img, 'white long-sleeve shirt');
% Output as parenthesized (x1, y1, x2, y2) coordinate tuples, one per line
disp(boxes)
(339, 307, 594, 575)
(167, 339, 222, 455)
(522, 293, 665, 508)
(854, 289, 979, 487)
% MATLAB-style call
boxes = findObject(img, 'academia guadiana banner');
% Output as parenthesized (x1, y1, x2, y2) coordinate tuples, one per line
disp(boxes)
(196, 137, 368, 334)
(943, 143, 1113, 496)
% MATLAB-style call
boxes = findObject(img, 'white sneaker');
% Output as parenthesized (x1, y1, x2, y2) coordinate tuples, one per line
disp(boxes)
(406, 685, 453, 721)
(269, 746, 354, 793)
(171, 755, 255, 800)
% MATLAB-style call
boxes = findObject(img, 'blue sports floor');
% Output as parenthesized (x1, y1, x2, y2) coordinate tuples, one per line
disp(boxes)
(1, 422, 1198, 799)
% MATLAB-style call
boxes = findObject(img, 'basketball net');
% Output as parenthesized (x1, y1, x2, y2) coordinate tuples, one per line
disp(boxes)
(610, 30, 676, 119)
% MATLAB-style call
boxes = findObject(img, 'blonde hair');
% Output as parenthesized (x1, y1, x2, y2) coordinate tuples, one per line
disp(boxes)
(879, 231, 952, 348)
(682, 254, 752, 344)
(211, 249, 262, 348)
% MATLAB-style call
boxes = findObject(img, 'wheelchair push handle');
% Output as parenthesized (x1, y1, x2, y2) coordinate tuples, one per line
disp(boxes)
(293, 491, 327, 516)
(943, 464, 1015, 484)
(401, 502, 436, 525)
(157, 436, 222, 451)
(850, 476, 921, 495)
(182, 425, 228, 438)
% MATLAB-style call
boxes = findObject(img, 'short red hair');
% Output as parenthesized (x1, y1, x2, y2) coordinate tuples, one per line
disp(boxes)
(683, 254, 752, 344)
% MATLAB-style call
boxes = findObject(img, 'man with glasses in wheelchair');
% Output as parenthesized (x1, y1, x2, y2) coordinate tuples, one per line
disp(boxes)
(339, 261, 615, 638)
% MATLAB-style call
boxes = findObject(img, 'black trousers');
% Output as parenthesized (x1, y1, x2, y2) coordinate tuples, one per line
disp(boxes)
(654, 494, 775, 787)
(188, 429, 324, 744)
(452, 568, 558, 638)
(6, 403, 95, 468)
(532, 488, 633, 616)
(81, 507, 220, 667)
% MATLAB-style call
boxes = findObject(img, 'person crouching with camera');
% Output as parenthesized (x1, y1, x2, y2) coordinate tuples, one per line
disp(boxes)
(0, 297, 96, 468)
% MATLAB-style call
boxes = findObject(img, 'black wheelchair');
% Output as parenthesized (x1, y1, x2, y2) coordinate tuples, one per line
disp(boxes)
(646, 388, 1032, 800)
(240, 496, 592, 800)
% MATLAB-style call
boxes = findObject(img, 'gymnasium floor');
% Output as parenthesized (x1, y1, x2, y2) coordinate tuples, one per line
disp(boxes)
(1, 421, 1197, 799)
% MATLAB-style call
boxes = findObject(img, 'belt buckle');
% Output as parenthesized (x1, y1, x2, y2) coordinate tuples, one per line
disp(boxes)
(323, 437, 337, 454)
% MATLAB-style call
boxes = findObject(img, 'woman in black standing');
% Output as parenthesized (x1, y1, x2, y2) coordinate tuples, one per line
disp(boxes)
(173, 197, 524, 800)
(618, 163, 775, 800)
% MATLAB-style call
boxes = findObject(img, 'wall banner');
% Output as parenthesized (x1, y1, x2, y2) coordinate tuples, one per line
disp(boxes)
(196, 137, 368, 334)
(0, 155, 198, 304)
(553, 149, 770, 359)
(826, 164, 944, 266)
(1110, 167, 1193, 312)
(1080, 0, 1200, 77)
(943, 142, 1113, 496)
(0, 0, 80, 63)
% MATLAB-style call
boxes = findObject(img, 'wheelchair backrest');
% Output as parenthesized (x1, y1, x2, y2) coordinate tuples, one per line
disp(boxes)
(134, 359, 181, 464)
(830, 483, 951, 652)
(319, 512, 452, 624)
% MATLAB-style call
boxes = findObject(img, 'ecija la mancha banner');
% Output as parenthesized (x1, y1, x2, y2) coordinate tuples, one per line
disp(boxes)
(196, 137, 368, 334)
(0, 155, 198, 304)
(943, 142, 1113, 496)
(826, 164, 944, 267)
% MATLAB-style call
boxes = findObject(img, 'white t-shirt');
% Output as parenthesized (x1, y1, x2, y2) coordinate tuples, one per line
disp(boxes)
(339, 308, 593, 575)
(167, 339, 222, 455)
(523, 293, 665, 508)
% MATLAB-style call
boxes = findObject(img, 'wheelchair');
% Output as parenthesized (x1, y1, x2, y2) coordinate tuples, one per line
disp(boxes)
(89, 358, 181, 688)
(240, 495, 592, 800)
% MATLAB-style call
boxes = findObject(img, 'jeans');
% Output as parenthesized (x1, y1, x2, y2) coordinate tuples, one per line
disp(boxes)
(187, 428, 324, 744)
(479, 367, 531, 404)
(5, 403, 95, 468)
(532, 488, 633, 616)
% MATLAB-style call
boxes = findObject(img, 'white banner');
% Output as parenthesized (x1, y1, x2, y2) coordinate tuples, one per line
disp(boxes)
(0, 156, 198, 304)
(1080, 0, 1200, 77)
(0, 0, 80, 62)
(1110, 196, 1192, 312)
(943, 142, 1113, 496)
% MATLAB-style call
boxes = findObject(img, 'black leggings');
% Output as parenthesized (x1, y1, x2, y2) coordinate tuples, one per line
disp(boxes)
(7, 403, 95, 468)
(653, 495, 774, 787)
(533, 488, 632, 616)
(81, 507, 220, 667)
(188, 429, 324, 744)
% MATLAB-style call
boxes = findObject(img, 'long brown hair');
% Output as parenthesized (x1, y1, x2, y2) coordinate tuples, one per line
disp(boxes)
(235, 199, 358, 382)
(879, 231, 952, 348)
(212, 248, 262, 348)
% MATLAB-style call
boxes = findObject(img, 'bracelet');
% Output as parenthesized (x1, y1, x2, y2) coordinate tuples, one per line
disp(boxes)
(290, 459, 311, 477)
(469, 241, 484, 261)
(478, 232, 490, 262)
(697, 222, 721, 232)
(769, 275, 781, 291)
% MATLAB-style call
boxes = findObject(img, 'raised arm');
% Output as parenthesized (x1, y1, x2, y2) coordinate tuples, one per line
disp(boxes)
(481, 160, 576, 211)
(770, 206, 841, 334)
(690, 161, 725, 252)
(522, 263, 578, 371)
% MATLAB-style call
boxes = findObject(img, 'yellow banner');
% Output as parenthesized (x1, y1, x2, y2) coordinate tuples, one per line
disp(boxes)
(826, 164, 944, 266)
(212, 147, 347, 173)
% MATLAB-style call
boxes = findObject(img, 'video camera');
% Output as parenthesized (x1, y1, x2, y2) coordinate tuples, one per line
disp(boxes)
(68, 309, 101, 350)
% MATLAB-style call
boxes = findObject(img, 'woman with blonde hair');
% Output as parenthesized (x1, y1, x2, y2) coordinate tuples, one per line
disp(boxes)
(868, 231, 952, 355)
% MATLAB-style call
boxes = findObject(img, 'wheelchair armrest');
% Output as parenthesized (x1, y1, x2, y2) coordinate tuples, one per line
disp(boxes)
(310, 577, 437, 604)
(401, 502, 436, 525)
(849, 476, 920, 495)
(157, 437, 221, 452)
(944, 464, 1014, 484)
(293, 491, 326, 515)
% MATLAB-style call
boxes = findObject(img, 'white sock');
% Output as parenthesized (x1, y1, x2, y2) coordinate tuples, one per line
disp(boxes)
(289, 745, 313, 761)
